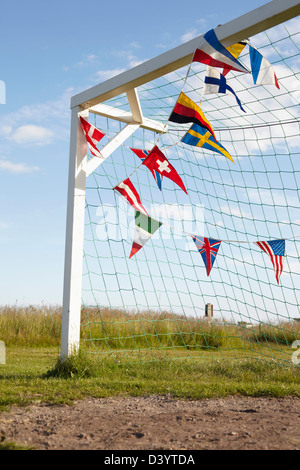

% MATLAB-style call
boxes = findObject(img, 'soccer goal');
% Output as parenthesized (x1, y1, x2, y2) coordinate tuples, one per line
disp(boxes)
(61, 0, 300, 366)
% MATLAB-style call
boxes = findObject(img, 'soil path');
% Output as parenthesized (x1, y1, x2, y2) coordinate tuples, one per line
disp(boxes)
(0, 395, 299, 450)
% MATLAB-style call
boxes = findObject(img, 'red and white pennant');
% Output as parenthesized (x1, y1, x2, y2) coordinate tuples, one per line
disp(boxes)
(80, 116, 105, 157)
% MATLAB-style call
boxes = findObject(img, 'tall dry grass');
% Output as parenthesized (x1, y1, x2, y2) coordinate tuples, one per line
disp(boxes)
(0, 304, 62, 347)
(0, 304, 299, 351)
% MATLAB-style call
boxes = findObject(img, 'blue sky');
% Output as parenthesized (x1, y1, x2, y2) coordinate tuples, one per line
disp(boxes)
(0, 0, 274, 306)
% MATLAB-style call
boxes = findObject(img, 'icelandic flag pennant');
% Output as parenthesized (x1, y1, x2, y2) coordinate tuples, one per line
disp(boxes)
(169, 91, 217, 141)
(222, 40, 248, 76)
(129, 211, 162, 258)
(192, 236, 222, 276)
(203, 66, 246, 112)
(192, 29, 249, 74)
(79, 116, 105, 158)
(130, 148, 162, 190)
(249, 45, 280, 89)
(181, 124, 234, 162)
(142, 145, 187, 194)
(254, 239, 285, 284)
(113, 178, 148, 216)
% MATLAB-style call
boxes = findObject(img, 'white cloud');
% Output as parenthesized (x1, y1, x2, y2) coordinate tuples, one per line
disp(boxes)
(0, 158, 40, 174)
(9, 125, 54, 145)
(94, 67, 127, 82)
(94, 49, 148, 83)
(220, 205, 252, 219)
(0, 88, 75, 148)
(181, 29, 199, 43)
(75, 54, 99, 68)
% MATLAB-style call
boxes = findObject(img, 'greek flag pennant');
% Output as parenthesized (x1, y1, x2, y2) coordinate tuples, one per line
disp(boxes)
(203, 66, 246, 112)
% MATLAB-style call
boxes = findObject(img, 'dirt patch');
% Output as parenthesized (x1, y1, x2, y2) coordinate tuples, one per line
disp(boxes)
(0, 395, 299, 450)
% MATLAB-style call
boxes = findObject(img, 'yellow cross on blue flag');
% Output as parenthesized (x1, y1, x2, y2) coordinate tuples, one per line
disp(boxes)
(181, 123, 234, 162)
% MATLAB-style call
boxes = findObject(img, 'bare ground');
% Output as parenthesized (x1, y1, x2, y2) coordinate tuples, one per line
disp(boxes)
(0, 395, 299, 450)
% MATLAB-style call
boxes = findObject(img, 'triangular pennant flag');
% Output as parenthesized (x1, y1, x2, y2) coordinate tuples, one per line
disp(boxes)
(169, 91, 217, 141)
(192, 29, 249, 74)
(222, 40, 248, 76)
(113, 178, 148, 216)
(203, 66, 246, 112)
(249, 45, 280, 89)
(130, 148, 162, 190)
(181, 124, 234, 162)
(142, 145, 187, 194)
(79, 116, 105, 157)
(129, 211, 162, 258)
(192, 235, 222, 276)
(254, 239, 285, 284)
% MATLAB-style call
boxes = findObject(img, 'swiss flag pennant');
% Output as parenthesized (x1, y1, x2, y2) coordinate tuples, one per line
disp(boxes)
(142, 145, 187, 194)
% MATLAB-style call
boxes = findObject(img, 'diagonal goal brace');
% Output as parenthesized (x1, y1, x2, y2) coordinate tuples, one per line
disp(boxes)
(61, 88, 167, 357)
(84, 88, 168, 177)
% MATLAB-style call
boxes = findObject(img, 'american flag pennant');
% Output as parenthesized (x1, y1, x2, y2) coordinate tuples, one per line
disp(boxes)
(113, 178, 148, 216)
(254, 239, 285, 284)
(192, 236, 222, 276)
(130, 148, 162, 190)
(79, 116, 105, 157)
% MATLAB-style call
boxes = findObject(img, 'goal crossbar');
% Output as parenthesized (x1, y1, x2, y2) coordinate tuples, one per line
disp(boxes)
(71, 0, 300, 110)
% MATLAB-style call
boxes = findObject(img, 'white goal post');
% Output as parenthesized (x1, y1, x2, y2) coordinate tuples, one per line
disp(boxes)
(60, 0, 300, 358)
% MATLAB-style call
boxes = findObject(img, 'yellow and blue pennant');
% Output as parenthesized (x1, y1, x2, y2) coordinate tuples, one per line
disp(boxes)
(181, 123, 234, 163)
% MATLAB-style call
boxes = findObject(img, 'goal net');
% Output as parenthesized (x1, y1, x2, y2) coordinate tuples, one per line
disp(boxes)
(62, 2, 300, 366)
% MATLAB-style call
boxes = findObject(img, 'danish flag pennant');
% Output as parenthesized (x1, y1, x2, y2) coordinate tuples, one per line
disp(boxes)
(142, 145, 187, 194)
(113, 178, 148, 216)
(79, 116, 105, 157)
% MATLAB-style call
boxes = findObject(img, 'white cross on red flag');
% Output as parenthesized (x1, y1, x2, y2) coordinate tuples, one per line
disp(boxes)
(142, 145, 187, 194)
(80, 116, 105, 157)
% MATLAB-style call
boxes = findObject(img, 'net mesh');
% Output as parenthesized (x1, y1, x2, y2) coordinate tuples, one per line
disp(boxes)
(81, 16, 300, 365)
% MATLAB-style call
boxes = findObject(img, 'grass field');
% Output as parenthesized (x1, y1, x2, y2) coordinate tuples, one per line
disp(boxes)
(0, 305, 300, 410)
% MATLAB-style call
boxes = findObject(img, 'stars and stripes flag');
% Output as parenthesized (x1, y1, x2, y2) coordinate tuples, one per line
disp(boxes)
(142, 145, 187, 194)
(79, 116, 105, 157)
(113, 178, 148, 216)
(129, 211, 162, 258)
(169, 91, 217, 141)
(192, 29, 249, 74)
(203, 66, 246, 112)
(130, 148, 162, 190)
(192, 236, 222, 276)
(254, 239, 285, 284)
(249, 45, 280, 89)
(181, 123, 234, 162)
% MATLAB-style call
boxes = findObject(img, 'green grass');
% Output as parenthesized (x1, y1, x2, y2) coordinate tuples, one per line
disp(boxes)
(0, 305, 299, 410)
(0, 346, 299, 410)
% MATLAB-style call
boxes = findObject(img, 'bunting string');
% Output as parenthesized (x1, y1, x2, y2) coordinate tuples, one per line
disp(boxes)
(80, 26, 299, 285)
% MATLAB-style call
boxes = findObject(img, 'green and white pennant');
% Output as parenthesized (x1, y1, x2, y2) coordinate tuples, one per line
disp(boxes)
(129, 211, 162, 258)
